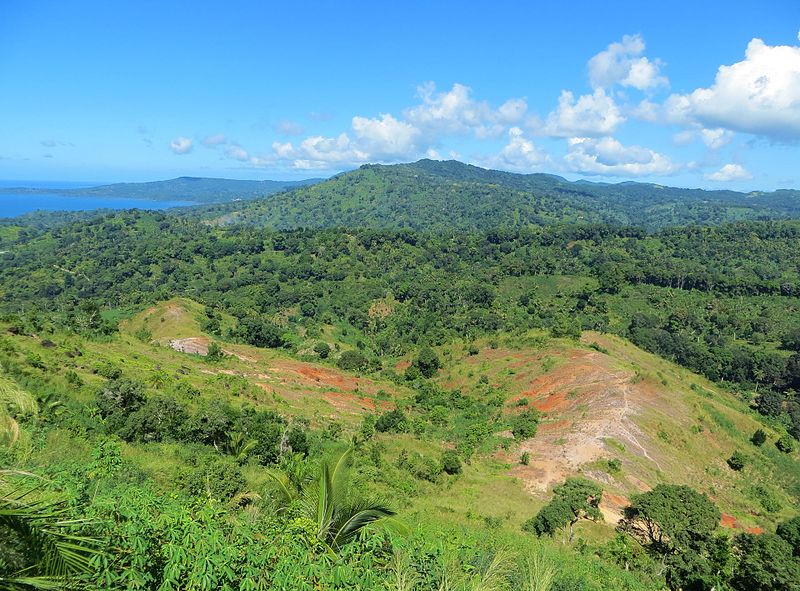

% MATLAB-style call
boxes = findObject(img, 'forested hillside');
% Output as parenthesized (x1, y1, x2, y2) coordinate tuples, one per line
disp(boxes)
(2, 206, 800, 590)
(193, 160, 800, 230)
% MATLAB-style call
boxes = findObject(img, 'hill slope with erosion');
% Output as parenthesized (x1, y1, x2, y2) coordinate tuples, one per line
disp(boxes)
(5, 298, 796, 540)
(429, 332, 798, 534)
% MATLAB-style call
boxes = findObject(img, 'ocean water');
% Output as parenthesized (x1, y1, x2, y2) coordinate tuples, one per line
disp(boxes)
(0, 180, 196, 218)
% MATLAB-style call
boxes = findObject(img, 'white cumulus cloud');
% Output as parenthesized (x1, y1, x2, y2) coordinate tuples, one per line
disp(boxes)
(588, 34, 668, 91)
(271, 133, 368, 169)
(705, 163, 753, 181)
(564, 136, 678, 176)
(486, 127, 550, 172)
(351, 113, 421, 157)
(169, 137, 193, 155)
(406, 82, 526, 138)
(668, 38, 800, 140)
(541, 89, 625, 137)
(699, 127, 734, 149)
(267, 83, 531, 169)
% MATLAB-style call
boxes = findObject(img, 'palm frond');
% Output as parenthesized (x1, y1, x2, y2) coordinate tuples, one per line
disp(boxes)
(0, 376, 37, 416)
(297, 446, 396, 552)
(0, 574, 70, 590)
(331, 504, 394, 548)
(264, 469, 297, 512)
(330, 445, 353, 485)
(0, 478, 104, 589)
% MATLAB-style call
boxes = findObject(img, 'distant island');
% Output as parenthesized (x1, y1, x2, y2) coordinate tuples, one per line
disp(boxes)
(0, 176, 324, 205)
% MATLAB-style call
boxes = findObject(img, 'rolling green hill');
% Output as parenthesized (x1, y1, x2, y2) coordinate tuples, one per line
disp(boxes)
(196, 159, 800, 230)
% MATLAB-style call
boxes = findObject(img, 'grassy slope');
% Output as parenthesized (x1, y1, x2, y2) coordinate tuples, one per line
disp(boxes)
(5, 298, 798, 543)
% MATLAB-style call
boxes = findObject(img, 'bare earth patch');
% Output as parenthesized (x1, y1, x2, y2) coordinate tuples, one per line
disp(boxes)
(167, 337, 256, 362)
(503, 349, 673, 494)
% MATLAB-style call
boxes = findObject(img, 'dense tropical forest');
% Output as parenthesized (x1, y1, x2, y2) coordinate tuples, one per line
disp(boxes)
(193, 160, 800, 231)
(1, 161, 800, 590)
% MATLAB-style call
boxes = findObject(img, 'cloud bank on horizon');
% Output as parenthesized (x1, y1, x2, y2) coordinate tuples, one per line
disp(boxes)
(172, 34, 800, 185)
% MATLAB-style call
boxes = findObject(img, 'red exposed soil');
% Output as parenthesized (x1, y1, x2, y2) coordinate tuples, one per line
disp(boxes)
(719, 513, 765, 534)
(295, 365, 358, 390)
(721, 513, 737, 528)
(199, 354, 398, 419)
(532, 390, 571, 413)
(259, 383, 392, 416)
(505, 347, 675, 494)
(599, 492, 631, 524)
(538, 419, 571, 433)
(603, 492, 630, 508)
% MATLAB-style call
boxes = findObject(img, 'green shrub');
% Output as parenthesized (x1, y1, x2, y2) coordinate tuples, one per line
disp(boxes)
(337, 350, 369, 372)
(776, 434, 796, 453)
(95, 378, 146, 433)
(750, 428, 767, 446)
(119, 395, 189, 443)
(375, 408, 408, 433)
(414, 346, 441, 378)
(520, 451, 530, 465)
(777, 516, 800, 556)
(441, 450, 462, 475)
(234, 317, 284, 348)
(727, 451, 746, 471)
(404, 364, 422, 381)
(749, 484, 782, 513)
(206, 341, 226, 362)
(511, 409, 540, 440)
(313, 341, 331, 359)
(185, 457, 245, 501)
(95, 361, 122, 379)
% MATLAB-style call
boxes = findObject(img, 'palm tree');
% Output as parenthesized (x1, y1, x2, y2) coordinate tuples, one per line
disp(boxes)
(268, 447, 396, 552)
(0, 473, 104, 590)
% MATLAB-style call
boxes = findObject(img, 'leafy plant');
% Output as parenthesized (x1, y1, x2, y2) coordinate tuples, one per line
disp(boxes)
(300, 447, 396, 552)
(0, 473, 104, 590)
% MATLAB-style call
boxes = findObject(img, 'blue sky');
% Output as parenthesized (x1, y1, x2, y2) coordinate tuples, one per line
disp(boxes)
(1, 0, 799, 189)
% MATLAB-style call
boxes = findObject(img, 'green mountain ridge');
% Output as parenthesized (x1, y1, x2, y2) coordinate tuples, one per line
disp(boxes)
(196, 159, 800, 231)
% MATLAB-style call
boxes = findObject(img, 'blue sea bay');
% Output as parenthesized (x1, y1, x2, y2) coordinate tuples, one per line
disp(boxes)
(0, 180, 196, 217)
